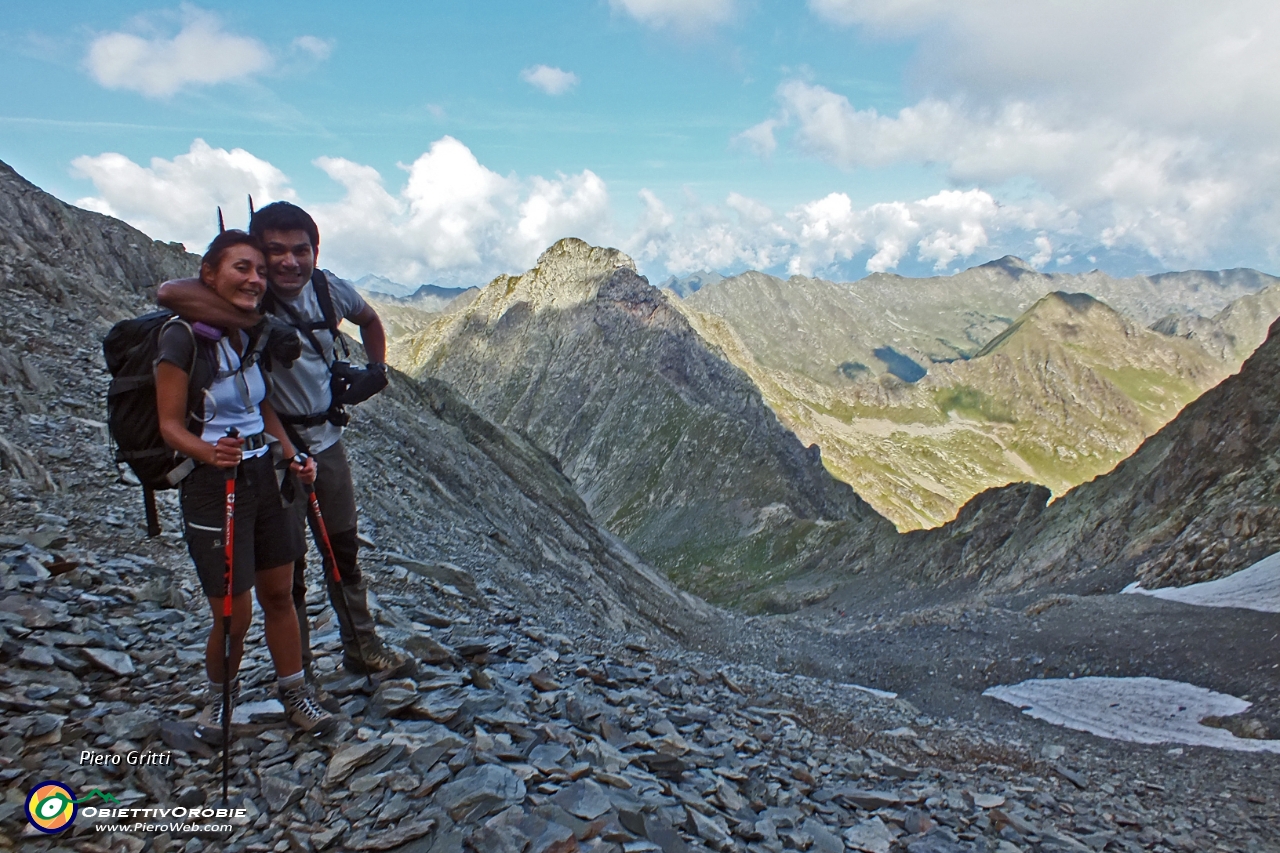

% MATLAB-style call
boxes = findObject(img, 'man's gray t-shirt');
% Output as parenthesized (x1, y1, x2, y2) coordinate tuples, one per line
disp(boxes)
(267, 270, 367, 454)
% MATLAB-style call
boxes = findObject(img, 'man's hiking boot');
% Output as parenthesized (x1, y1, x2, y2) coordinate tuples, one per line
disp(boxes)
(195, 680, 240, 746)
(279, 680, 337, 735)
(344, 641, 416, 679)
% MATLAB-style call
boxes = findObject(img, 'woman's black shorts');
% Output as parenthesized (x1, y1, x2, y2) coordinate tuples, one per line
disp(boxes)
(179, 453, 306, 598)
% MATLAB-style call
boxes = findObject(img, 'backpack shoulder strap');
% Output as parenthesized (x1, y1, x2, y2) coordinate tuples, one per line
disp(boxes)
(312, 270, 350, 361)
(311, 270, 340, 337)
(159, 317, 199, 376)
(162, 317, 218, 424)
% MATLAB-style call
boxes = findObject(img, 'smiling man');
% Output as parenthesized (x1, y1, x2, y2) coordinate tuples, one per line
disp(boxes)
(157, 202, 413, 686)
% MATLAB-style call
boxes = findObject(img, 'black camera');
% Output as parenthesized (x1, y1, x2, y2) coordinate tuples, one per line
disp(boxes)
(330, 361, 388, 407)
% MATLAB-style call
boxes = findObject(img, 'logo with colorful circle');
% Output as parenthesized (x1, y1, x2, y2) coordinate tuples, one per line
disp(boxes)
(25, 782, 117, 834)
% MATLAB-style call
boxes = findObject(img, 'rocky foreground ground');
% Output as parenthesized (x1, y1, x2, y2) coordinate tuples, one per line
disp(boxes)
(2, 472, 1277, 853)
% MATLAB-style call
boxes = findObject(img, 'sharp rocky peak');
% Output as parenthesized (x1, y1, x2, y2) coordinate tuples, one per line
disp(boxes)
(1028, 290, 1108, 315)
(474, 238, 637, 316)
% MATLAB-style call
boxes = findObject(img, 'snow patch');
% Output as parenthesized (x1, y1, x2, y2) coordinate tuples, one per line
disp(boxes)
(1122, 551, 1280, 613)
(983, 677, 1280, 753)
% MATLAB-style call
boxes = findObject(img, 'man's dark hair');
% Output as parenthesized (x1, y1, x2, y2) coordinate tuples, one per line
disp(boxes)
(250, 201, 320, 250)
(200, 230, 265, 281)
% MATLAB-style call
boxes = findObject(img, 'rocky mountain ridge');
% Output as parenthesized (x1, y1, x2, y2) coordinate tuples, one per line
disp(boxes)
(391, 239, 892, 601)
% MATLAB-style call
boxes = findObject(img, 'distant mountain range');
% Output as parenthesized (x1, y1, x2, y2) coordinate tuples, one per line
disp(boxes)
(660, 270, 724, 298)
(355, 274, 476, 312)
(350, 235, 1280, 607)
(670, 260, 1280, 529)
(11, 148, 1273, 622)
(354, 276, 479, 344)
(670, 257, 1277, 386)
(804, 308, 1280, 612)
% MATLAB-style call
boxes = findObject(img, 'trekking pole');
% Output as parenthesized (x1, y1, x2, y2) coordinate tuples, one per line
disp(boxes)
(293, 453, 374, 691)
(221, 428, 241, 806)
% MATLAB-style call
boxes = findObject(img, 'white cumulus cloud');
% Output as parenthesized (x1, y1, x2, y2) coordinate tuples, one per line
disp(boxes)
(1030, 235, 1053, 269)
(85, 8, 274, 98)
(292, 35, 333, 61)
(756, 75, 1274, 268)
(71, 139, 295, 251)
(520, 65, 580, 96)
(69, 137, 1074, 285)
(624, 190, 794, 275)
(808, 0, 1280, 139)
(516, 171, 610, 258)
(610, 0, 737, 34)
(317, 139, 610, 282)
(733, 120, 779, 158)
(782, 1, 1280, 269)
(784, 188, 1004, 275)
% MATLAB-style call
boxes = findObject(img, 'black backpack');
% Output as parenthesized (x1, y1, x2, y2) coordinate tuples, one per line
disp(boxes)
(104, 313, 265, 536)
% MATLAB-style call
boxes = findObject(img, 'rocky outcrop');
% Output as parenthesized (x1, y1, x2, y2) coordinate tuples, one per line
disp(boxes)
(0, 160, 196, 323)
(396, 239, 892, 600)
(347, 376, 715, 638)
(1002, 312, 1280, 590)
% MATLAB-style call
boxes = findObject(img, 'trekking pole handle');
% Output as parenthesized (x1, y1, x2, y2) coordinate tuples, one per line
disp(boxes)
(291, 452, 318, 492)
(223, 428, 241, 480)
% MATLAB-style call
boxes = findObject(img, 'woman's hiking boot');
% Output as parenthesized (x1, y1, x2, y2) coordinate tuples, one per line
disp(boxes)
(279, 680, 337, 735)
(195, 679, 240, 746)
(303, 664, 343, 714)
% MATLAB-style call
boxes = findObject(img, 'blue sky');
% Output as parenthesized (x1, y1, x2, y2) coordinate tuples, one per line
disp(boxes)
(3, 1, 1278, 288)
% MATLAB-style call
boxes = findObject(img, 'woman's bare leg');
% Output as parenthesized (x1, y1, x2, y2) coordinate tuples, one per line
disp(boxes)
(255, 563, 302, 676)
(205, 591, 253, 683)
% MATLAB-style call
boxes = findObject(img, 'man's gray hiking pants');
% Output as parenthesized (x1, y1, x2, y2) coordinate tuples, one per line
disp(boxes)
(288, 440, 378, 668)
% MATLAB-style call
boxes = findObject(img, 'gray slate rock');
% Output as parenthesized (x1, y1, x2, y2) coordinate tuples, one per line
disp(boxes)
(436, 764, 527, 823)
(103, 710, 159, 741)
(834, 789, 901, 810)
(843, 817, 893, 853)
(259, 773, 307, 813)
(554, 779, 612, 821)
(325, 741, 390, 787)
(82, 647, 135, 675)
